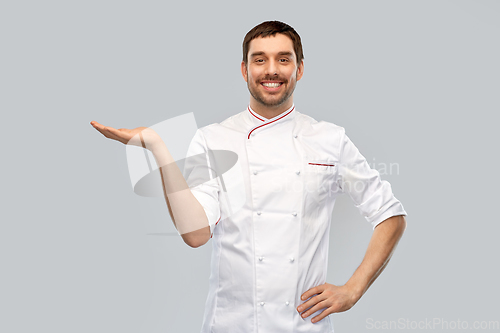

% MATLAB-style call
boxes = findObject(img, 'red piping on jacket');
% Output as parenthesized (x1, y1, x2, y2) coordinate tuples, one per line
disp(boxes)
(247, 106, 295, 139)
(308, 163, 335, 166)
(210, 216, 222, 239)
(247, 106, 266, 122)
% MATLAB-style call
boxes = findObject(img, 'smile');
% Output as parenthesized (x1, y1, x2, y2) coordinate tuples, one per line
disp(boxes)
(260, 82, 284, 91)
(262, 82, 282, 87)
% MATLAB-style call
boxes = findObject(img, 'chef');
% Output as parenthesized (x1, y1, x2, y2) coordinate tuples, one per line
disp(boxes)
(91, 20, 407, 333)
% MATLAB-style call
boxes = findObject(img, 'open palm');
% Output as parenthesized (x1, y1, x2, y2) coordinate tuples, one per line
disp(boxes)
(90, 121, 161, 150)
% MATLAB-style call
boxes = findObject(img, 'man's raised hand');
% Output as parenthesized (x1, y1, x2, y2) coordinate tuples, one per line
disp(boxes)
(90, 121, 161, 151)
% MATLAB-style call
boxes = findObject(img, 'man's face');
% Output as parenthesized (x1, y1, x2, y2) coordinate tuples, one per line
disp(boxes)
(241, 33, 304, 109)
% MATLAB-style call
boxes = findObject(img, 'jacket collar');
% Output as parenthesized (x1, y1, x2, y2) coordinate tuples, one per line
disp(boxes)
(245, 103, 296, 139)
(245, 103, 296, 127)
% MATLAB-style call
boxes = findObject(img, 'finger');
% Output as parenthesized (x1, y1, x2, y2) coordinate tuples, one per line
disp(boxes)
(93, 123, 128, 144)
(300, 299, 329, 319)
(90, 121, 106, 132)
(90, 121, 104, 131)
(297, 293, 327, 314)
(91, 122, 109, 136)
(93, 124, 116, 138)
(301, 284, 325, 301)
(311, 307, 332, 324)
(103, 125, 124, 137)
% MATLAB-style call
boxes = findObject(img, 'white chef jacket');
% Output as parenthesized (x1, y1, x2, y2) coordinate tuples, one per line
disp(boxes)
(183, 104, 407, 333)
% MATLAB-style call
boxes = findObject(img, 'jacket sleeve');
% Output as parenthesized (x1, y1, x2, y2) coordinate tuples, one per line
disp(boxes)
(336, 128, 407, 229)
(182, 129, 221, 237)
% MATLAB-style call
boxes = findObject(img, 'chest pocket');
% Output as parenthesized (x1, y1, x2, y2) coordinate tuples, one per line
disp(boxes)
(303, 159, 337, 200)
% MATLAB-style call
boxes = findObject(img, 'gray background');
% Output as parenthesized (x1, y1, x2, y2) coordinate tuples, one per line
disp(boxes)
(1, 0, 498, 332)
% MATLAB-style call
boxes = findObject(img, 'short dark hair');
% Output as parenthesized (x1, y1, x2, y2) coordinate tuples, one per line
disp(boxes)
(242, 20, 304, 66)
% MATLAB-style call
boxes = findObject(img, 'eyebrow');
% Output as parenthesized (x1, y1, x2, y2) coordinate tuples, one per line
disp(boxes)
(250, 51, 294, 58)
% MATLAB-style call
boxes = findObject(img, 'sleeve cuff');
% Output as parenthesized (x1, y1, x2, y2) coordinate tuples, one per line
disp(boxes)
(190, 185, 221, 238)
(369, 201, 407, 230)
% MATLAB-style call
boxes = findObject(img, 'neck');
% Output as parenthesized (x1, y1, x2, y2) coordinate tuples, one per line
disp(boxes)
(249, 98, 294, 119)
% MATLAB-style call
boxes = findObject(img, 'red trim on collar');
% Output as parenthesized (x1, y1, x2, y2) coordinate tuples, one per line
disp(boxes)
(247, 106, 266, 122)
(247, 106, 295, 139)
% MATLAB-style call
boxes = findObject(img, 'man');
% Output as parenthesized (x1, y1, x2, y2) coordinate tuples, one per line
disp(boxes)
(91, 20, 407, 333)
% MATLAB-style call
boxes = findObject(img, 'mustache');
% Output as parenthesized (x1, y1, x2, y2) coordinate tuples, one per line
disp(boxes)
(260, 76, 287, 82)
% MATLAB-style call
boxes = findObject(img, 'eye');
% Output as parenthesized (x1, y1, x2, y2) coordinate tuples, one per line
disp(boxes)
(255, 59, 264, 63)
(279, 58, 290, 63)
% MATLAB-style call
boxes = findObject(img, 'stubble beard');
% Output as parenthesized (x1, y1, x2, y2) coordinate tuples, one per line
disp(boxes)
(248, 76, 297, 108)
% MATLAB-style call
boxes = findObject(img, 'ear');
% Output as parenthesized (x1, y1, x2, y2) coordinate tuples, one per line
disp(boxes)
(296, 60, 304, 81)
(241, 61, 248, 82)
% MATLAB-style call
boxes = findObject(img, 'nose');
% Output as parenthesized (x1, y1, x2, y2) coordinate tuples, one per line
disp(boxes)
(265, 60, 278, 77)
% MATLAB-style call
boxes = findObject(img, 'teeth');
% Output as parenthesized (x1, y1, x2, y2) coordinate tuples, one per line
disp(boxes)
(262, 82, 281, 88)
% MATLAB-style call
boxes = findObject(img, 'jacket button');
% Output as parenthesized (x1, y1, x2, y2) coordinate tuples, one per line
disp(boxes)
(257, 211, 261, 215)
(260, 302, 265, 306)
(259, 257, 264, 261)
(253, 170, 258, 175)
(290, 257, 295, 263)
(294, 134, 298, 138)
(292, 212, 297, 216)
(285, 301, 290, 306)
(296, 170, 300, 175)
